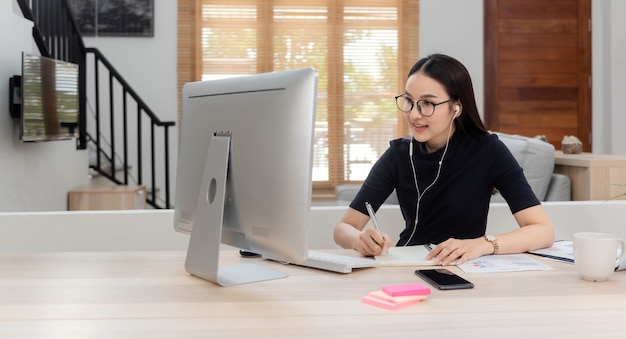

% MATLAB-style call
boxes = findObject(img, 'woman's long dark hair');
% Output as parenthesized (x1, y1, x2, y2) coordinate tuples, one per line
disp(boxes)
(408, 54, 488, 135)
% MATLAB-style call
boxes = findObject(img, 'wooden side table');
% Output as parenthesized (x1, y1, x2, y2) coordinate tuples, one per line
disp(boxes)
(554, 151, 626, 200)
(68, 185, 146, 210)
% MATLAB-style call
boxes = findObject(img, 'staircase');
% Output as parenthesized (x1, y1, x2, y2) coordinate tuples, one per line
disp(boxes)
(17, 0, 175, 209)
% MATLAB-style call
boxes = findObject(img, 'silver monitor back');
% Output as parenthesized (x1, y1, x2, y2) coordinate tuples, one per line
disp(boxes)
(174, 68, 317, 271)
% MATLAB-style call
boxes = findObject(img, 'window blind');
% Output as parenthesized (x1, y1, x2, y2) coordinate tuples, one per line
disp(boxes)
(178, 0, 419, 198)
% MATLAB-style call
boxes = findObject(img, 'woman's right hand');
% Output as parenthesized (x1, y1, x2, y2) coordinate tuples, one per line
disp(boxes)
(356, 227, 392, 256)
(334, 207, 393, 256)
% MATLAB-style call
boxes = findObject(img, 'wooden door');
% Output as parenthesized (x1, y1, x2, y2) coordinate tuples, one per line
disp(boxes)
(484, 0, 591, 151)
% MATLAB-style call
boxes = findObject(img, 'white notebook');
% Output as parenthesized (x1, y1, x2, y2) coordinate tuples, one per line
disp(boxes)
(374, 245, 437, 266)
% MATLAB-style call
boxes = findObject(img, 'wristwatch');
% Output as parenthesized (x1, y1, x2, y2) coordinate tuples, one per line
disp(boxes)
(484, 234, 499, 254)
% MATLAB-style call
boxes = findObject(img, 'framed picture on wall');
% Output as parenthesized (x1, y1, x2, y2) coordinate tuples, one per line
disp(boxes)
(67, 0, 96, 36)
(68, 0, 154, 37)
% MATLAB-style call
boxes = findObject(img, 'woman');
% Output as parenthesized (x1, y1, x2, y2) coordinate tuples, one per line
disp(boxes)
(333, 53, 554, 265)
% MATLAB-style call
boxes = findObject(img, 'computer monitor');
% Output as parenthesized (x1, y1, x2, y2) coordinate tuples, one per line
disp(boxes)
(174, 68, 318, 286)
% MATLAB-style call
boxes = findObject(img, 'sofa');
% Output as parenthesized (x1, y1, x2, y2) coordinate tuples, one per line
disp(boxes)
(336, 132, 571, 204)
(492, 132, 571, 202)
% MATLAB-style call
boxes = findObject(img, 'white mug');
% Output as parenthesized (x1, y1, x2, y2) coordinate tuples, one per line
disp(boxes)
(573, 232, 626, 282)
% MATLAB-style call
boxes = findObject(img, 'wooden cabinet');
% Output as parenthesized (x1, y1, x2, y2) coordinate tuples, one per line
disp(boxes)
(554, 151, 626, 201)
(68, 185, 146, 210)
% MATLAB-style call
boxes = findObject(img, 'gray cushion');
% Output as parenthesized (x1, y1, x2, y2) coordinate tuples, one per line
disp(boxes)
(545, 173, 572, 201)
(493, 132, 555, 201)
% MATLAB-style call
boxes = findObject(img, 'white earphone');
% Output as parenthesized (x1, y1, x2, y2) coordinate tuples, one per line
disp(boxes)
(405, 122, 453, 246)
(404, 101, 461, 245)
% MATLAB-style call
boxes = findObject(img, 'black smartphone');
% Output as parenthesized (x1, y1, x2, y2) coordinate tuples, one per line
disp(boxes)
(414, 269, 474, 290)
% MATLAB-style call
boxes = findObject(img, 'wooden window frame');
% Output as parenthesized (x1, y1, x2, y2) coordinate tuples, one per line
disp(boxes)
(177, 0, 419, 199)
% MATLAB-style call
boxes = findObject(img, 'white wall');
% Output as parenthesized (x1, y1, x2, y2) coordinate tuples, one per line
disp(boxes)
(419, 0, 484, 115)
(592, 0, 626, 155)
(0, 0, 89, 212)
(0, 0, 178, 213)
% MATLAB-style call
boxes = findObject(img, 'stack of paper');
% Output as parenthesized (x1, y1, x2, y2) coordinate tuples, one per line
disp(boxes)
(529, 240, 626, 271)
(362, 283, 431, 310)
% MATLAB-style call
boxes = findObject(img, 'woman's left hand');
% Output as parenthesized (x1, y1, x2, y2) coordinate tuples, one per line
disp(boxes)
(426, 237, 492, 266)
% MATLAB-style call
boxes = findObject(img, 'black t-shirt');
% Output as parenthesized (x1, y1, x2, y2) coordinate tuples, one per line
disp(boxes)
(349, 131, 540, 246)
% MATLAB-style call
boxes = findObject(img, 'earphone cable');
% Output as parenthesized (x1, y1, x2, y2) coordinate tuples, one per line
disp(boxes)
(402, 115, 455, 246)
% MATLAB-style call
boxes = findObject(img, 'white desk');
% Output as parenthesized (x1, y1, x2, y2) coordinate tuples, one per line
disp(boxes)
(1, 250, 626, 338)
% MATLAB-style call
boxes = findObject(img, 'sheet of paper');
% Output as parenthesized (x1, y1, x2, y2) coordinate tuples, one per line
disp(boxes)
(529, 240, 626, 271)
(374, 245, 436, 266)
(458, 254, 554, 273)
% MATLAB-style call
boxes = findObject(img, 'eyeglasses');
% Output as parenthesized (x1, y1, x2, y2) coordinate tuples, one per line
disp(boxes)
(395, 94, 455, 117)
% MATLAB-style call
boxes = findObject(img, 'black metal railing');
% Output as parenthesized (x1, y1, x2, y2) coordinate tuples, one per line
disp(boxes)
(17, 0, 175, 209)
(85, 48, 175, 208)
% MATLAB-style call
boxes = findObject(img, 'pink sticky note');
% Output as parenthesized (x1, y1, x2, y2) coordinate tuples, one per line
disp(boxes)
(381, 283, 431, 297)
(368, 290, 428, 304)
(362, 295, 422, 310)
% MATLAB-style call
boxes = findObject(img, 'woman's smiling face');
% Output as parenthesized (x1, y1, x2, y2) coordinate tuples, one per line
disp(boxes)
(403, 71, 458, 152)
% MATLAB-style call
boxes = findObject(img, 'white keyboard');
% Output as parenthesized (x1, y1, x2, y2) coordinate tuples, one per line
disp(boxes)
(298, 250, 379, 273)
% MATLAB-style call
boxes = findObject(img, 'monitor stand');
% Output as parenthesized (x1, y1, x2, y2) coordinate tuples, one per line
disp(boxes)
(184, 135, 288, 286)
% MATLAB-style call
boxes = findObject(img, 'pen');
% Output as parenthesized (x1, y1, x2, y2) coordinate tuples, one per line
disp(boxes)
(365, 202, 383, 234)
(529, 253, 574, 264)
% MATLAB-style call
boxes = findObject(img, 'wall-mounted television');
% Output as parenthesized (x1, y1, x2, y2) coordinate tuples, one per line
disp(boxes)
(9, 53, 79, 142)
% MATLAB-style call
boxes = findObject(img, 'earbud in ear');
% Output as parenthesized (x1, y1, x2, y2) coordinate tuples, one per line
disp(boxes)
(455, 105, 460, 112)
